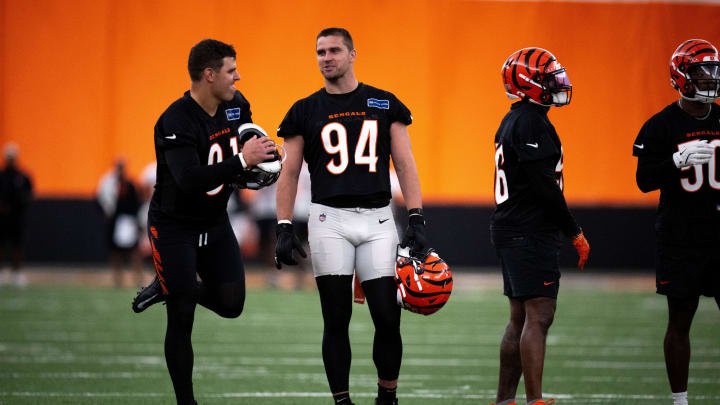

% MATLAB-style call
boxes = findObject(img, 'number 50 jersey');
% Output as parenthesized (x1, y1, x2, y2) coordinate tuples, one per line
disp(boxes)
(633, 101, 720, 246)
(277, 83, 412, 206)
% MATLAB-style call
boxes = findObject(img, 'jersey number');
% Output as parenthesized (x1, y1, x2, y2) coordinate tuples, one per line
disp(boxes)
(206, 136, 240, 196)
(494, 144, 564, 205)
(679, 139, 720, 192)
(321, 120, 378, 175)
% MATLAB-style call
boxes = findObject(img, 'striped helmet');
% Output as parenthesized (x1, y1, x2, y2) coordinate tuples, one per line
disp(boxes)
(670, 39, 720, 103)
(395, 246, 453, 315)
(501, 47, 572, 107)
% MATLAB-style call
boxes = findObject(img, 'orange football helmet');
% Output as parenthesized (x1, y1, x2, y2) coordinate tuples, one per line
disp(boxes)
(501, 47, 572, 107)
(395, 246, 453, 315)
(670, 39, 720, 103)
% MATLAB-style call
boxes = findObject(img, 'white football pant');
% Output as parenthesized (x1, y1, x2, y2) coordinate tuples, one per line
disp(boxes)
(307, 203, 399, 282)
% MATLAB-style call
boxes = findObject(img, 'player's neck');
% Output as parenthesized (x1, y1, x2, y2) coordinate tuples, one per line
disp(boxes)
(677, 98, 711, 118)
(189, 85, 220, 117)
(324, 75, 359, 95)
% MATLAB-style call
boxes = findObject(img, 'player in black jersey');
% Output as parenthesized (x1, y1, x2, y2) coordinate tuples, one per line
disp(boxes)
(130, 39, 277, 405)
(633, 39, 720, 405)
(274, 28, 426, 405)
(490, 48, 590, 405)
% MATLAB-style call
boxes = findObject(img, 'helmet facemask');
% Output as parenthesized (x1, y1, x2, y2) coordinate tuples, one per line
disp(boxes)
(684, 62, 720, 103)
(541, 68, 572, 106)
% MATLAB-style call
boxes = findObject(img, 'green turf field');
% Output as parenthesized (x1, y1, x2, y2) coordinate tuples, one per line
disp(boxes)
(0, 280, 718, 404)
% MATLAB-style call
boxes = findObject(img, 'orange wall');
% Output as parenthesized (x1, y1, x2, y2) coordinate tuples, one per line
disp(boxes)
(1, 0, 719, 205)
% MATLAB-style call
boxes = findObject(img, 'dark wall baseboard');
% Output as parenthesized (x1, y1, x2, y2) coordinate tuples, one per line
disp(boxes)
(17, 199, 657, 270)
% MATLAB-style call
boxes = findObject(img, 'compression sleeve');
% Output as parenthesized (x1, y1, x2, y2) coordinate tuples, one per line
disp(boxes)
(165, 147, 245, 193)
(635, 154, 677, 193)
(520, 158, 581, 238)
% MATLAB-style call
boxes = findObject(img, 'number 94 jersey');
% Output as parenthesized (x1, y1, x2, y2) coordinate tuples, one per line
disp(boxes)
(277, 83, 412, 204)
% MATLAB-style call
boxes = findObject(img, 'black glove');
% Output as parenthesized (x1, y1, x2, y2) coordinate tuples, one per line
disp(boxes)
(401, 208, 427, 254)
(274, 222, 307, 269)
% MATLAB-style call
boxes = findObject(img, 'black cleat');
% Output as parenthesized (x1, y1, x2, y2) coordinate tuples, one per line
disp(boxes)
(132, 276, 165, 313)
(375, 398, 398, 405)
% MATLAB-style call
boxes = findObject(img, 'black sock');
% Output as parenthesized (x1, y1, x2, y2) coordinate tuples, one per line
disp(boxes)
(378, 384, 397, 401)
(165, 293, 197, 404)
(333, 392, 352, 404)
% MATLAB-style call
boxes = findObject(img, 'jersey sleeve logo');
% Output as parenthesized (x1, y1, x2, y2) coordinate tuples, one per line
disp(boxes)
(526, 143, 539, 148)
(367, 98, 390, 109)
(225, 108, 242, 120)
(165, 134, 177, 140)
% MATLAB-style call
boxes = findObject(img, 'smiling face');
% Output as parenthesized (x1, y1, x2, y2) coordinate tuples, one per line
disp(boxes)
(316, 35, 355, 82)
(208, 56, 240, 102)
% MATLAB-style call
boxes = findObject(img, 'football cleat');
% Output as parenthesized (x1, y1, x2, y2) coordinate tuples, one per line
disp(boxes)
(131, 276, 165, 313)
(375, 398, 398, 405)
(395, 246, 453, 315)
(235, 123, 283, 190)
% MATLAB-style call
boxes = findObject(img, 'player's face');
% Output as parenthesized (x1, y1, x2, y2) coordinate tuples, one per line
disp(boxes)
(211, 57, 240, 101)
(689, 63, 720, 92)
(316, 35, 355, 81)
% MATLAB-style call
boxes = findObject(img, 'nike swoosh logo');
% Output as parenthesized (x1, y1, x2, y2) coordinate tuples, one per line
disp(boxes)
(379, 218, 390, 224)
(659, 281, 670, 285)
(165, 134, 177, 140)
(526, 143, 539, 148)
(137, 293, 158, 309)
(634, 144, 644, 149)
(543, 281, 555, 286)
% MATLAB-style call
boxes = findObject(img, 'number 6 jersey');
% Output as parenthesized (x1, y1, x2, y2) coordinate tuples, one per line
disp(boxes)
(633, 101, 720, 246)
(277, 83, 412, 207)
(490, 101, 580, 238)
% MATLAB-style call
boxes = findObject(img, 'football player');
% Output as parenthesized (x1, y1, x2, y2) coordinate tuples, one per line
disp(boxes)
(490, 48, 590, 405)
(130, 39, 277, 405)
(274, 28, 426, 405)
(633, 38, 720, 405)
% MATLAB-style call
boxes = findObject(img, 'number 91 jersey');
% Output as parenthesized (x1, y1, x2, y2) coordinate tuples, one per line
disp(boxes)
(151, 90, 252, 225)
(633, 101, 720, 246)
(277, 83, 412, 204)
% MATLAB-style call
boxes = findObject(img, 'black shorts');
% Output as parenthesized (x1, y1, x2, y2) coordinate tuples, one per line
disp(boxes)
(656, 244, 720, 298)
(493, 231, 562, 299)
(148, 217, 245, 295)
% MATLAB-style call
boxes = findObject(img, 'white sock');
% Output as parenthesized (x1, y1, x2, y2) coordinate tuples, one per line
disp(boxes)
(672, 391, 688, 405)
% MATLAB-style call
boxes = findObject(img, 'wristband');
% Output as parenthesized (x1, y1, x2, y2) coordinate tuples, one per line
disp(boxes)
(238, 152, 248, 169)
(408, 208, 424, 217)
(278, 219, 292, 225)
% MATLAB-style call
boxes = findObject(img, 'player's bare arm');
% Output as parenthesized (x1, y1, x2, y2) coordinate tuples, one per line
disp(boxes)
(389, 122, 422, 210)
(275, 135, 304, 221)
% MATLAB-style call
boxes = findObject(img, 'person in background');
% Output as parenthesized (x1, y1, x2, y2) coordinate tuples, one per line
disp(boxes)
(97, 158, 142, 288)
(0, 143, 33, 287)
(253, 162, 311, 290)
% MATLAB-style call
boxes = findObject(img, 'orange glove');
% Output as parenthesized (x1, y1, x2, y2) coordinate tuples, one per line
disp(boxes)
(572, 232, 590, 270)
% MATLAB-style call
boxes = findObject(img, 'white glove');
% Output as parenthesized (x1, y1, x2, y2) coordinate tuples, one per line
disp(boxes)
(673, 140, 714, 168)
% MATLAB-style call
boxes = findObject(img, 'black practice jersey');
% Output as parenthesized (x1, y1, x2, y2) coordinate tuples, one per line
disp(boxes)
(491, 101, 579, 237)
(633, 101, 720, 246)
(277, 83, 412, 207)
(150, 91, 252, 226)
